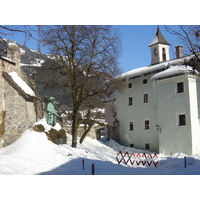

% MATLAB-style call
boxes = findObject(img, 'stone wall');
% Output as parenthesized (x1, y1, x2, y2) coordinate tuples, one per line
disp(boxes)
(4, 80, 36, 135)
(0, 44, 37, 148)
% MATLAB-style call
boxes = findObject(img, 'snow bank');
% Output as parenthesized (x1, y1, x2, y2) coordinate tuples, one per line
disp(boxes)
(8, 72, 36, 97)
(1, 119, 200, 175)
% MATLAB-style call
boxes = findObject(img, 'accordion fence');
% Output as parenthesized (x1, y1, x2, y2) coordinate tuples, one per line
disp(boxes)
(116, 151, 160, 167)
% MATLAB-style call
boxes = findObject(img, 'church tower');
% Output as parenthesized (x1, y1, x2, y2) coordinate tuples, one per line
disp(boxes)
(149, 26, 170, 65)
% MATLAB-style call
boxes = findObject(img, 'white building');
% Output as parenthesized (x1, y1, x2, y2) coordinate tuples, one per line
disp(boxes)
(116, 26, 200, 155)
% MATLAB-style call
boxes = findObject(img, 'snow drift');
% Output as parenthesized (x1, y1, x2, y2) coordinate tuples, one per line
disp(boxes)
(1, 119, 200, 175)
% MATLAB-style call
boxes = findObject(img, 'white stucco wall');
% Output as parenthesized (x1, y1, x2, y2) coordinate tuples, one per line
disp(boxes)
(116, 71, 200, 155)
(188, 75, 200, 154)
(155, 75, 192, 155)
(116, 74, 159, 152)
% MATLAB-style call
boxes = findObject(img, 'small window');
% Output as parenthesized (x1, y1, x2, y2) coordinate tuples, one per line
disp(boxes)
(178, 114, 186, 126)
(154, 48, 157, 55)
(177, 82, 184, 93)
(145, 120, 150, 130)
(129, 97, 133, 106)
(145, 143, 150, 150)
(143, 79, 147, 84)
(144, 94, 148, 103)
(129, 122, 134, 131)
(128, 82, 132, 88)
(130, 144, 134, 148)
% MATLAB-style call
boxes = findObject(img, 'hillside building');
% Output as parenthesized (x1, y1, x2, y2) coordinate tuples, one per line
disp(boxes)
(0, 42, 37, 147)
(116, 26, 200, 155)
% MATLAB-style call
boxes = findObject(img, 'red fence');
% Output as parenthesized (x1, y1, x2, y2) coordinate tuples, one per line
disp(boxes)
(116, 151, 159, 167)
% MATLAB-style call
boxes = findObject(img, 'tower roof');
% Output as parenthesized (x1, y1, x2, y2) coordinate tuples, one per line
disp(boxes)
(148, 26, 170, 47)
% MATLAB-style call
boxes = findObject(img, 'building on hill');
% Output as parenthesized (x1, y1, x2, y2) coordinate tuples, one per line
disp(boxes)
(0, 42, 37, 147)
(115, 26, 200, 155)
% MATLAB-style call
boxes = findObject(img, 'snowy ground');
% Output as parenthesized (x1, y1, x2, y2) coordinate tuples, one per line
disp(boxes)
(0, 119, 200, 175)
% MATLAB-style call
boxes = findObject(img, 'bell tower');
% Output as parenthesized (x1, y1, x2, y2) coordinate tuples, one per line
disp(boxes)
(148, 26, 170, 65)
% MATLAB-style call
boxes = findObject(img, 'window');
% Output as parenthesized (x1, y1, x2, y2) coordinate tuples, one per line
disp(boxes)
(145, 143, 150, 150)
(143, 79, 147, 84)
(144, 94, 148, 103)
(154, 48, 157, 55)
(129, 122, 134, 131)
(177, 82, 184, 93)
(129, 97, 133, 106)
(130, 144, 134, 148)
(178, 114, 186, 126)
(128, 82, 132, 88)
(145, 120, 150, 130)
(162, 48, 166, 61)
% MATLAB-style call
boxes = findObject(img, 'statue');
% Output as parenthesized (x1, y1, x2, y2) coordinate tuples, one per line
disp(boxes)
(46, 97, 59, 126)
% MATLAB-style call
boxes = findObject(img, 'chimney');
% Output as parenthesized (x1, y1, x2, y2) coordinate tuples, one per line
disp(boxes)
(176, 46, 183, 58)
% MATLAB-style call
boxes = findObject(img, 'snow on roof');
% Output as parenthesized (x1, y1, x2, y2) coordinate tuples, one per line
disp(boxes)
(120, 62, 169, 79)
(0, 56, 15, 64)
(151, 65, 194, 81)
(120, 55, 195, 80)
(149, 35, 158, 47)
(8, 72, 36, 97)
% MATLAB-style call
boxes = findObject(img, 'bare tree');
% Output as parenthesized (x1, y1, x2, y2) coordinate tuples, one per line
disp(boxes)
(39, 25, 122, 147)
(165, 25, 200, 70)
(0, 25, 42, 56)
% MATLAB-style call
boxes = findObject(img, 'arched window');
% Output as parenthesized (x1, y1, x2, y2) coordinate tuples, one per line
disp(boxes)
(154, 48, 157, 55)
(162, 48, 166, 61)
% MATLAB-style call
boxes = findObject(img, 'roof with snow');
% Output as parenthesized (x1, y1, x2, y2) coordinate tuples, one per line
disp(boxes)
(2, 71, 36, 102)
(0, 56, 16, 65)
(120, 54, 198, 81)
(151, 65, 194, 81)
(149, 26, 170, 47)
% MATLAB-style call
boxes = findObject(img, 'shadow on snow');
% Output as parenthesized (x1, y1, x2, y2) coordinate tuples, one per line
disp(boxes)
(38, 156, 200, 175)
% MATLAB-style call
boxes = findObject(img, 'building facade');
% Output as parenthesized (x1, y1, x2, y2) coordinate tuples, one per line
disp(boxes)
(0, 42, 37, 147)
(116, 26, 200, 155)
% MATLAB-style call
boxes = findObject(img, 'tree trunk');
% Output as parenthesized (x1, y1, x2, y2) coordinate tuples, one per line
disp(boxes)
(71, 108, 79, 148)
(79, 121, 94, 144)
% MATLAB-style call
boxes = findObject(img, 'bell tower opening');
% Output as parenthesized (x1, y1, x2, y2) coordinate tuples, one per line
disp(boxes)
(162, 48, 166, 61)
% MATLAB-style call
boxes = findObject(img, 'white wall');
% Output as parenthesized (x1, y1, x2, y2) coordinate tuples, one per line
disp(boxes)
(150, 44, 170, 65)
(116, 71, 200, 155)
(188, 75, 200, 154)
(156, 75, 192, 155)
(116, 74, 159, 152)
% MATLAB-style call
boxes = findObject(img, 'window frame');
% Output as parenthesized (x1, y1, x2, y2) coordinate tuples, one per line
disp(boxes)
(128, 97, 133, 106)
(177, 81, 184, 94)
(143, 93, 148, 103)
(144, 120, 150, 130)
(128, 82, 132, 88)
(143, 78, 148, 84)
(145, 143, 150, 150)
(129, 122, 134, 131)
(178, 114, 186, 126)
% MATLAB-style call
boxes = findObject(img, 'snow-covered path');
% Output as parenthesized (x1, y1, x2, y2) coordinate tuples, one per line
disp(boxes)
(1, 119, 200, 175)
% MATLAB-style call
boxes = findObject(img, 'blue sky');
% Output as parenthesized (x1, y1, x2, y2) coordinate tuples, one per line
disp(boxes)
(5, 25, 181, 73)
(116, 25, 180, 73)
